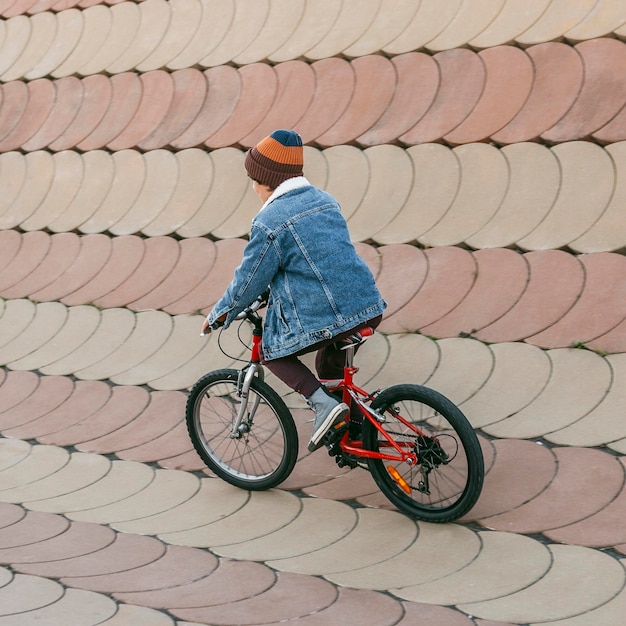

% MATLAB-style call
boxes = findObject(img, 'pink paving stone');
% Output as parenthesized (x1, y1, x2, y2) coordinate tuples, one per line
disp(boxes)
(60, 385, 150, 449)
(593, 101, 626, 143)
(165, 238, 247, 316)
(19, 530, 165, 580)
(526, 252, 626, 349)
(117, 421, 193, 464)
(32, 233, 113, 303)
(0, 80, 28, 143)
(444, 46, 533, 145)
(470, 439, 557, 522)
(357, 52, 439, 146)
(493, 42, 584, 144)
(91, 236, 180, 308)
(400, 48, 485, 145)
(77, 72, 142, 152)
(107, 70, 175, 151)
(170, 66, 241, 150)
(294, 57, 355, 144)
(0, 514, 114, 563)
(0, 503, 25, 530)
(382, 246, 478, 334)
(63, 543, 218, 592)
(128, 237, 215, 312)
(64, 235, 145, 307)
(422, 248, 530, 339)
(172, 571, 337, 624)
(543, 38, 626, 142)
(0, 229, 21, 272)
(114, 558, 276, 608)
(0, 78, 55, 151)
(545, 458, 626, 547)
(137, 68, 207, 151)
(480, 447, 625, 534)
(48, 73, 112, 151)
(0, 509, 69, 550)
(398, 600, 479, 626)
(238, 60, 315, 148)
(21, 76, 83, 151)
(5, 380, 111, 441)
(157, 448, 206, 472)
(77, 390, 184, 455)
(373, 244, 428, 320)
(0, 370, 40, 418)
(1, 231, 81, 299)
(587, 316, 626, 354)
(475, 250, 584, 343)
(315, 55, 396, 147)
(355, 241, 383, 280)
(0, 229, 50, 292)
(205, 63, 278, 149)
(0, 375, 74, 431)
(304, 464, 380, 502)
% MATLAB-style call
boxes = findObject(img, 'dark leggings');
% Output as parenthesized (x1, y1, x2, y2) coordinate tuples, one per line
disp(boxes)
(263, 315, 382, 398)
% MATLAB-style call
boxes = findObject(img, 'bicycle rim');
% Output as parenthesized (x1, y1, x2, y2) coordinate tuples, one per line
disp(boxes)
(364, 384, 484, 522)
(186, 370, 298, 490)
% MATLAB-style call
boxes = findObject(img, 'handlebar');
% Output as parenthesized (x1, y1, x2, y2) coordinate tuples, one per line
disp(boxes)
(234, 293, 268, 321)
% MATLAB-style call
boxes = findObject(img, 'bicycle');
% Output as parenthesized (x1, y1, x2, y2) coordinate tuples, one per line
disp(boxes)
(186, 296, 484, 522)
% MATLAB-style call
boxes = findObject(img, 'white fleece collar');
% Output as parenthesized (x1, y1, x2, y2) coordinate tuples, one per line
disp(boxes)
(259, 176, 310, 212)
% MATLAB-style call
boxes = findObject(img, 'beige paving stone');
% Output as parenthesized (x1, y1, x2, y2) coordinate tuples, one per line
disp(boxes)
(0, 441, 69, 492)
(461, 342, 550, 429)
(106, 0, 170, 73)
(268, 507, 417, 576)
(543, 585, 626, 626)
(421, 143, 508, 247)
(26, 9, 83, 79)
(233, 0, 303, 65)
(485, 348, 611, 439)
(0, 11, 56, 81)
(75, 310, 172, 381)
(565, 0, 626, 40)
(458, 544, 624, 624)
(0, 152, 26, 219)
(31, 459, 153, 515)
(160, 489, 300, 549)
(0, 15, 31, 77)
(39, 308, 133, 376)
(117, 477, 248, 535)
(546, 352, 626, 447)
(200, 0, 267, 67)
(0, 150, 54, 229)
(467, 143, 560, 249)
(3, 452, 109, 505)
(374, 144, 460, 245)
(518, 142, 614, 250)
(516, 0, 596, 44)
(326, 520, 479, 589)
(469, 0, 550, 48)
(52, 5, 112, 78)
(0, 573, 63, 615)
(48, 151, 115, 233)
(383, 0, 461, 54)
(0, 301, 67, 366)
(343, 0, 419, 57)
(218, 497, 357, 561)
(75, 1, 139, 75)
(210, 178, 259, 240)
(347, 146, 412, 242)
(109, 150, 177, 235)
(322, 145, 368, 223)
(0, 299, 36, 349)
(137, 0, 201, 71)
(166, 0, 234, 70)
(425, 0, 504, 51)
(100, 603, 176, 625)
(394, 531, 551, 605)
(0, 438, 31, 472)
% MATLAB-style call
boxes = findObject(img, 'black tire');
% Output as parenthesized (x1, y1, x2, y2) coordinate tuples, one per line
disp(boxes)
(186, 369, 298, 490)
(363, 384, 484, 522)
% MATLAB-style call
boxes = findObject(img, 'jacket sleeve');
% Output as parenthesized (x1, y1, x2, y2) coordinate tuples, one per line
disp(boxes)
(207, 224, 280, 328)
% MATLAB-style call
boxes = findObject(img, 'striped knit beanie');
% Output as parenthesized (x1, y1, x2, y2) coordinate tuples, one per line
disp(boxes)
(245, 129, 304, 189)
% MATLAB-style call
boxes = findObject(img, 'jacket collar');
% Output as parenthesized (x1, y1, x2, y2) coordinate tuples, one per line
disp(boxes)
(259, 176, 310, 212)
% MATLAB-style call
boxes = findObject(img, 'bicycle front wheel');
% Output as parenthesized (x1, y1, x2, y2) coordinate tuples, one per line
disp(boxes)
(186, 369, 298, 490)
(363, 384, 484, 522)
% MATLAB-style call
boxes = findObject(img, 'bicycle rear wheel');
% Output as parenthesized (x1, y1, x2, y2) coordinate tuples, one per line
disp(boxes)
(186, 369, 298, 490)
(363, 384, 484, 522)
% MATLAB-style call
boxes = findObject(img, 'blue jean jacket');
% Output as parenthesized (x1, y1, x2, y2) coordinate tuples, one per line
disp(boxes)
(208, 181, 386, 360)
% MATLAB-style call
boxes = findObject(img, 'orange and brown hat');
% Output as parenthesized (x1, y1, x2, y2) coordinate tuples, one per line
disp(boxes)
(245, 129, 304, 189)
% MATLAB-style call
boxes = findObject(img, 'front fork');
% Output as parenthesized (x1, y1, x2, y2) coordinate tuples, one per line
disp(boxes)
(229, 363, 263, 438)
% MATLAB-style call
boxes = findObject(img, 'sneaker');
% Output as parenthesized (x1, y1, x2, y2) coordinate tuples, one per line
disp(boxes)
(306, 386, 349, 452)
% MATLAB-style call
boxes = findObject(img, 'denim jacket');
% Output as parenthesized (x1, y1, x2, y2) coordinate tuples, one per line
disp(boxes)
(208, 178, 386, 360)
